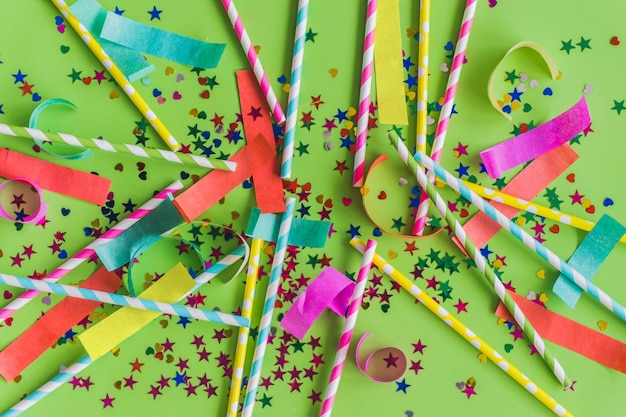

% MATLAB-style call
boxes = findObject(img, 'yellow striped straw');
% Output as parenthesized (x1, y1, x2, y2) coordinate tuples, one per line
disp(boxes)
(350, 238, 574, 417)
(460, 179, 626, 243)
(415, 0, 430, 156)
(51, 0, 182, 151)
(226, 238, 264, 417)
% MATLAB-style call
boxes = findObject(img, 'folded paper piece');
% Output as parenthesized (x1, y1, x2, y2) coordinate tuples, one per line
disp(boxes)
(280, 267, 354, 339)
(246, 207, 330, 248)
(94, 198, 183, 272)
(78, 263, 194, 360)
(457, 144, 578, 251)
(101, 12, 225, 68)
(173, 134, 276, 222)
(0, 267, 122, 381)
(373, 0, 407, 125)
(553, 214, 626, 309)
(69, 0, 154, 82)
(481, 96, 590, 179)
(496, 291, 626, 374)
(0, 148, 112, 206)
(356, 333, 407, 382)
(0, 178, 47, 224)
(236, 69, 286, 213)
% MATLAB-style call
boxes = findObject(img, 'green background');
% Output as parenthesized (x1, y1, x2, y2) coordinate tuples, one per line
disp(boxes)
(1, 1, 625, 416)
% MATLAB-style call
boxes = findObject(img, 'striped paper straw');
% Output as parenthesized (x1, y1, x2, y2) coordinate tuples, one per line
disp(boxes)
(50, 0, 181, 151)
(415, 0, 430, 155)
(390, 132, 572, 387)
(220, 0, 286, 124)
(349, 239, 574, 417)
(241, 197, 295, 417)
(320, 239, 377, 417)
(413, 0, 478, 235)
(413, 149, 626, 325)
(0, 123, 236, 171)
(226, 238, 264, 417)
(0, 180, 183, 324)
(352, 0, 377, 187)
(281, 0, 310, 179)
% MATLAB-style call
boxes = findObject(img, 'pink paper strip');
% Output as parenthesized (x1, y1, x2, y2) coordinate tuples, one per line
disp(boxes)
(355, 333, 407, 382)
(480, 96, 590, 179)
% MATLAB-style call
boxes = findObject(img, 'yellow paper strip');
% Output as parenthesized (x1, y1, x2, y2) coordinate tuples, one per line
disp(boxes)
(78, 263, 195, 360)
(374, 0, 408, 125)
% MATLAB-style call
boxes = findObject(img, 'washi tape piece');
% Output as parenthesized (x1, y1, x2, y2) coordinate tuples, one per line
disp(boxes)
(0, 267, 121, 381)
(480, 96, 590, 179)
(374, 0, 408, 125)
(94, 198, 183, 271)
(553, 214, 626, 309)
(246, 207, 330, 248)
(356, 333, 407, 382)
(101, 12, 225, 69)
(456, 144, 578, 251)
(0, 148, 112, 206)
(78, 263, 194, 360)
(281, 267, 354, 339)
(496, 291, 626, 374)
(236, 69, 286, 213)
(173, 134, 276, 222)
(69, 0, 154, 82)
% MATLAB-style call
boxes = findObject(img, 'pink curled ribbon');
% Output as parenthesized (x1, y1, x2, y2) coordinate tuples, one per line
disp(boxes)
(0, 178, 47, 224)
(356, 333, 407, 383)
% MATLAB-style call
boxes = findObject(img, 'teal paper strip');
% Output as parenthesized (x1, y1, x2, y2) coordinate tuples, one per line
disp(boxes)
(553, 214, 626, 309)
(69, 0, 154, 82)
(100, 12, 226, 69)
(246, 208, 330, 248)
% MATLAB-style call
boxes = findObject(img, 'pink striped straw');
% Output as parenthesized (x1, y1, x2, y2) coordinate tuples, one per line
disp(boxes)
(319, 239, 377, 417)
(220, 0, 286, 124)
(352, 0, 378, 187)
(412, 0, 477, 235)
(0, 180, 184, 323)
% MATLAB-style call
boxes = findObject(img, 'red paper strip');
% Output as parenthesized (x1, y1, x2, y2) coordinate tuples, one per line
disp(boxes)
(457, 144, 578, 250)
(495, 291, 626, 374)
(0, 267, 122, 381)
(0, 148, 112, 206)
(236, 69, 285, 213)
(173, 134, 275, 222)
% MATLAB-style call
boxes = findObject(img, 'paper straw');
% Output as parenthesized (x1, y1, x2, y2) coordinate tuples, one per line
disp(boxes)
(413, 0, 477, 235)
(413, 148, 626, 326)
(320, 239, 377, 417)
(281, 0, 310, 179)
(0, 124, 236, 171)
(220, 0, 286, 124)
(415, 0, 430, 156)
(352, 0, 377, 187)
(50, 0, 181, 151)
(241, 197, 295, 417)
(0, 180, 183, 324)
(349, 239, 573, 417)
(390, 132, 572, 387)
(226, 238, 264, 417)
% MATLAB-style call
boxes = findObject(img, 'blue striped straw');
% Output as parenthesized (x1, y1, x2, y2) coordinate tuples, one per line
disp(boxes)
(241, 197, 296, 417)
(413, 150, 626, 324)
(281, 0, 310, 179)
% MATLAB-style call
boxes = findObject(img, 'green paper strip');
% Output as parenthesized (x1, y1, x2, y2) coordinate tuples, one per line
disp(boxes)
(553, 214, 626, 309)
(69, 0, 155, 82)
(94, 198, 183, 271)
(100, 12, 226, 69)
(246, 208, 330, 248)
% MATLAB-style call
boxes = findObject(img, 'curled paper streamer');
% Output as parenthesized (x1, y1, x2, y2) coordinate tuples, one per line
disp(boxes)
(356, 333, 407, 382)
(481, 96, 590, 179)
(0, 178, 47, 224)
(246, 207, 330, 248)
(280, 267, 354, 339)
(488, 41, 559, 121)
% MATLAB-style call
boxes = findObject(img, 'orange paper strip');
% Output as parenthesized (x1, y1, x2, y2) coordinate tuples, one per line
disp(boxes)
(496, 291, 626, 374)
(236, 69, 286, 214)
(0, 148, 112, 205)
(0, 267, 121, 381)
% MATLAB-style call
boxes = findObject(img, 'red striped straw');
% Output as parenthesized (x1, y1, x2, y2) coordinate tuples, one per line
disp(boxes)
(412, 0, 477, 235)
(0, 180, 184, 323)
(220, 0, 286, 124)
(319, 239, 377, 417)
(352, 0, 378, 187)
